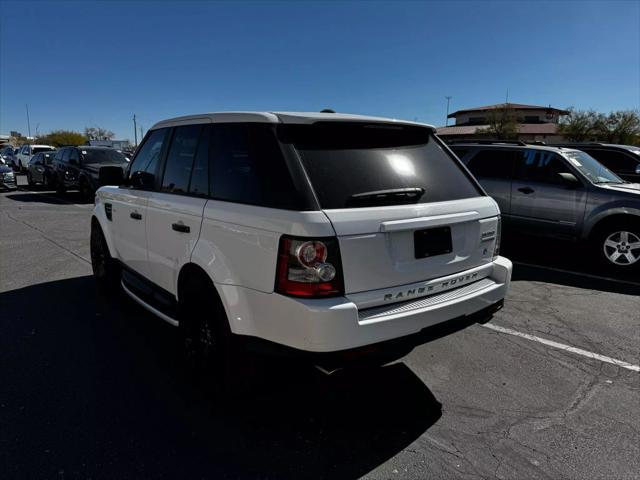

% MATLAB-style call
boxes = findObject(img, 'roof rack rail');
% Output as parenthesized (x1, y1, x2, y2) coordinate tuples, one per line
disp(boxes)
(448, 140, 527, 146)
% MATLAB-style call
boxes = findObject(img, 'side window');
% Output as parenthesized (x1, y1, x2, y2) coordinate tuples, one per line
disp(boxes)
(466, 149, 514, 179)
(209, 123, 300, 209)
(68, 149, 79, 163)
(584, 149, 638, 173)
(161, 125, 202, 194)
(129, 128, 169, 181)
(188, 125, 210, 197)
(514, 150, 568, 185)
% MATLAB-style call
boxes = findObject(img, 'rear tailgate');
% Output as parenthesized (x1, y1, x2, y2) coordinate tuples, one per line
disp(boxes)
(324, 196, 500, 294)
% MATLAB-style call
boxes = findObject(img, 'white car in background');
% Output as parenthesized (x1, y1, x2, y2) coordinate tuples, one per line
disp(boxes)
(16, 144, 56, 171)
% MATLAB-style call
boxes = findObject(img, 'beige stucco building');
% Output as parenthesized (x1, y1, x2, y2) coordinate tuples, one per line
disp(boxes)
(437, 103, 569, 143)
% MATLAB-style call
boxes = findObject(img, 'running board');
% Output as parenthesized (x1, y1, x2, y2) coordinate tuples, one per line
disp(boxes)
(121, 280, 180, 327)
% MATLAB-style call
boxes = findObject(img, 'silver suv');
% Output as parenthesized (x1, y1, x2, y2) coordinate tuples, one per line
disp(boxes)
(451, 143, 640, 272)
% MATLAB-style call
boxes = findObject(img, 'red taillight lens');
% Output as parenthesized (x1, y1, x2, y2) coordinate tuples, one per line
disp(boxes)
(275, 235, 344, 298)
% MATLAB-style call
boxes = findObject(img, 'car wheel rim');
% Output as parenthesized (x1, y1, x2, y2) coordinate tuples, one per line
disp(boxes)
(603, 231, 640, 266)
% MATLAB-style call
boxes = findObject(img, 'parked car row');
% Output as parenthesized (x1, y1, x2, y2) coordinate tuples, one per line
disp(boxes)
(16, 146, 128, 199)
(449, 141, 640, 272)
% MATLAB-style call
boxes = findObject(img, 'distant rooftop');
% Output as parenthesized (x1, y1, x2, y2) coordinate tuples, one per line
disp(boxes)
(448, 103, 570, 118)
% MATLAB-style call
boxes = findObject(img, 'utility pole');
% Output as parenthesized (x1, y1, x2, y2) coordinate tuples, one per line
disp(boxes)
(445, 96, 452, 126)
(25, 104, 31, 138)
(133, 114, 138, 147)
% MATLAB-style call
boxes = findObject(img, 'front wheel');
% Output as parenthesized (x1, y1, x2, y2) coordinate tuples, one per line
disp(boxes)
(79, 178, 93, 201)
(592, 222, 640, 272)
(90, 220, 120, 293)
(55, 174, 66, 194)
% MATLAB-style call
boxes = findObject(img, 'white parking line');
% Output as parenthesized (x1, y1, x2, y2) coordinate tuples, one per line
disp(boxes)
(482, 323, 640, 372)
(513, 261, 640, 287)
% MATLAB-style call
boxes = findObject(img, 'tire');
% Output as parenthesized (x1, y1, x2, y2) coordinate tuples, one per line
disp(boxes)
(79, 178, 92, 201)
(56, 174, 66, 194)
(179, 273, 254, 390)
(592, 219, 640, 272)
(90, 220, 120, 293)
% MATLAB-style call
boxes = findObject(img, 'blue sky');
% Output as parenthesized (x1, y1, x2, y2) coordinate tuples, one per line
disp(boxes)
(1, 0, 638, 141)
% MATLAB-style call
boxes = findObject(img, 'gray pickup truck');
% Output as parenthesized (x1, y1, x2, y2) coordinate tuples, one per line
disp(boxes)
(450, 142, 640, 272)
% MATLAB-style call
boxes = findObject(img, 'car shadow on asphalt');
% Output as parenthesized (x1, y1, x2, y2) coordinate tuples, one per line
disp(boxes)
(5, 189, 92, 205)
(0, 275, 441, 479)
(502, 232, 640, 295)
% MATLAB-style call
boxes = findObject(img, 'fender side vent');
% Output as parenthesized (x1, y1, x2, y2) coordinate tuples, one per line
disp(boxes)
(105, 203, 112, 221)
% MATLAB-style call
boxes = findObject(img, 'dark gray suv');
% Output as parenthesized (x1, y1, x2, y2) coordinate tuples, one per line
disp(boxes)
(450, 142, 640, 272)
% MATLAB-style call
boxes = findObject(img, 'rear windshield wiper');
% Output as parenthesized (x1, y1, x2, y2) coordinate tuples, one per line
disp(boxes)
(347, 187, 425, 207)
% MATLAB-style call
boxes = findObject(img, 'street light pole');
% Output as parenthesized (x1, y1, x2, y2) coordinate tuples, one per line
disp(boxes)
(133, 114, 138, 147)
(445, 96, 452, 126)
(25, 104, 32, 138)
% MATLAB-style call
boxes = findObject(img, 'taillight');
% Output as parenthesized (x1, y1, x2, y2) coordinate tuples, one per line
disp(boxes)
(493, 216, 502, 258)
(275, 235, 344, 298)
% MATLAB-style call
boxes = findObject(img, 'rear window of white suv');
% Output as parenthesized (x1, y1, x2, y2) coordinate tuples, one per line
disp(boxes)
(278, 122, 481, 209)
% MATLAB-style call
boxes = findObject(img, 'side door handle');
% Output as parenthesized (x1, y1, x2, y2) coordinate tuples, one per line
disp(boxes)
(517, 186, 535, 194)
(172, 222, 190, 233)
(130, 211, 142, 220)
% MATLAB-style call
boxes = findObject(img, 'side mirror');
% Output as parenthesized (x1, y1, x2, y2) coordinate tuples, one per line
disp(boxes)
(635, 165, 640, 175)
(98, 166, 125, 186)
(558, 172, 580, 188)
(130, 170, 154, 190)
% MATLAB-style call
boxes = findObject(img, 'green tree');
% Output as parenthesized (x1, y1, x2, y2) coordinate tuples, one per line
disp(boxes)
(476, 104, 519, 140)
(593, 110, 640, 144)
(559, 108, 640, 144)
(37, 130, 88, 147)
(558, 108, 598, 142)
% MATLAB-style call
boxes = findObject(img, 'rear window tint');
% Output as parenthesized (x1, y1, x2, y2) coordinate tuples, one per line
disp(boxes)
(278, 123, 480, 209)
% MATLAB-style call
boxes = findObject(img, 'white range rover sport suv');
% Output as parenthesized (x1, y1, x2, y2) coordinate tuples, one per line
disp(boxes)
(91, 112, 512, 371)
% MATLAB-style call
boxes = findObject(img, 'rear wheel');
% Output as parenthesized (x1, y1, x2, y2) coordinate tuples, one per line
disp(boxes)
(179, 273, 254, 390)
(90, 220, 120, 293)
(592, 220, 640, 272)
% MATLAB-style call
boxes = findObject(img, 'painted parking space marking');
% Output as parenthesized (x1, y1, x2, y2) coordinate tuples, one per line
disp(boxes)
(482, 323, 640, 372)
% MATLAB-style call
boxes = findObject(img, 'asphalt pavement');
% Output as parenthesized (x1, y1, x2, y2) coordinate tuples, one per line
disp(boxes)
(1, 183, 639, 480)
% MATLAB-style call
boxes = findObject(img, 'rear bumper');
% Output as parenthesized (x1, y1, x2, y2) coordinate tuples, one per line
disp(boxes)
(223, 256, 512, 353)
(237, 300, 503, 369)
